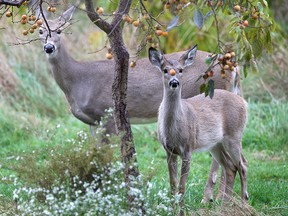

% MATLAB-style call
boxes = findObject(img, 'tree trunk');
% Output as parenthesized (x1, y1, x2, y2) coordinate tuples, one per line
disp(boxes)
(84, 0, 143, 212)
(109, 27, 141, 206)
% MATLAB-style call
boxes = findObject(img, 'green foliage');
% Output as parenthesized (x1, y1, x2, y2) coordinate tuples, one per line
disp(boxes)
(9, 132, 117, 191)
(137, 0, 276, 82)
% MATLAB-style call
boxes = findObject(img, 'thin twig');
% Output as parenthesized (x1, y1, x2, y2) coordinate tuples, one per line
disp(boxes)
(210, 3, 221, 53)
(39, 0, 51, 38)
(139, 0, 163, 26)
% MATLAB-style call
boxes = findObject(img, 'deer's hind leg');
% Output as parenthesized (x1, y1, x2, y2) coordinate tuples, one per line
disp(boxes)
(209, 144, 237, 203)
(223, 139, 248, 202)
(202, 158, 227, 203)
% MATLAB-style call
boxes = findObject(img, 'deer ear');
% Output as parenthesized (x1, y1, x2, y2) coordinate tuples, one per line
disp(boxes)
(60, 6, 76, 22)
(149, 47, 164, 71)
(179, 44, 197, 68)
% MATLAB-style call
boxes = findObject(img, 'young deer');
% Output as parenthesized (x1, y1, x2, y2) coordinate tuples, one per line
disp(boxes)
(39, 6, 240, 203)
(148, 47, 248, 214)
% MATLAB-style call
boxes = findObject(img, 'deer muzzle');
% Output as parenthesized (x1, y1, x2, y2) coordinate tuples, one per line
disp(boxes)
(44, 43, 55, 54)
(169, 79, 180, 89)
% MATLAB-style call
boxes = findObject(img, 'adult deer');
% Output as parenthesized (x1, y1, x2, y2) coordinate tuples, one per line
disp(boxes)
(39, 6, 240, 203)
(148, 47, 248, 215)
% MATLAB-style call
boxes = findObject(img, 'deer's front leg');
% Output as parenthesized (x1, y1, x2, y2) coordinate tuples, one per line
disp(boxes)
(179, 154, 191, 216)
(166, 152, 178, 196)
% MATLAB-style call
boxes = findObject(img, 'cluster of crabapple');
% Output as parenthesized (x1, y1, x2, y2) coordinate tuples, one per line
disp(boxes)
(234, 4, 259, 20)
(104, 10, 169, 66)
(233, 5, 249, 29)
(5, 11, 43, 35)
(164, 0, 190, 12)
(218, 51, 238, 79)
(233, 4, 260, 29)
(21, 14, 42, 35)
(5, 5, 59, 36)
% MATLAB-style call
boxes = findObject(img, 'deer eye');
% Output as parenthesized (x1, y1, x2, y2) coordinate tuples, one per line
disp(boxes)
(179, 69, 183, 73)
(164, 69, 168, 74)
(39, 29, 43, 34)
(56, 29, 61, 34)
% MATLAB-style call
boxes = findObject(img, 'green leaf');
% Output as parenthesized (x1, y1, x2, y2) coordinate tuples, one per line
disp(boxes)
(261, 0, 268, 7)
(200, 83, 206, 94)
(251, 60, 259, 74)
(264, 30, 273, 53)
(205, 88, 209, 97)
(203, 11, 213, 21)
(252, 38, 263, 58)
(243, 48, 252, 62)
(205, 57, 212, 65)
(167, 16, 179, 32)
(257, 2, 264, 12)
(194, 9, 204, 29)
(208, 79, 215, 99)
(205, 55, 217, 66)
(242, 65, 249, 78)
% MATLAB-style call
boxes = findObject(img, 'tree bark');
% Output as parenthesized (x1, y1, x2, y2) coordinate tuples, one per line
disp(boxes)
(109, 26, 141, 205)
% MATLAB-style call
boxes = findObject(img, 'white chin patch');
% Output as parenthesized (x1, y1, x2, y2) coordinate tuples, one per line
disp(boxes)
(46, 51, 56, 58)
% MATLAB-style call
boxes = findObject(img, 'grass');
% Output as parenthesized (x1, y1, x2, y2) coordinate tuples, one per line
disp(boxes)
(133, 103, 288, 215)
(0, 100, 287, 215)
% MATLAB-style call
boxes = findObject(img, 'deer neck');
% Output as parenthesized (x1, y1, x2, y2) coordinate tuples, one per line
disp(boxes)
(47, 42, 76, 92)
(160, 87, 183, 124)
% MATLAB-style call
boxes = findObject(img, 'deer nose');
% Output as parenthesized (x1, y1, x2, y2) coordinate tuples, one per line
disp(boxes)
(44, 43, 55, 54)
(169, 79, 180, 89)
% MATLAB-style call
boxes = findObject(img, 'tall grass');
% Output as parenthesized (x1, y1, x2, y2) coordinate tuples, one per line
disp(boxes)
(243, 101, 288, 151)
(0, 20, 68, 118)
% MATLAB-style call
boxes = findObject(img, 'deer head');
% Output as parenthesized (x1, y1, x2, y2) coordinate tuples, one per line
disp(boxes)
(39, 6, 75, 58)
(148, 45, 198, 91)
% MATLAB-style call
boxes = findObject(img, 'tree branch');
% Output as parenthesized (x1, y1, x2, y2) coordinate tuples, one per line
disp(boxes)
(84, 0, 112, 34)
(111, 0, 132, 27)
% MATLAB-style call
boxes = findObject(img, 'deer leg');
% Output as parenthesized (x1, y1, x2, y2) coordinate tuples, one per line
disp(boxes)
(202, 157, 219, 203)
(221, 151, 237, 203)
(223, 139, 248, 202)
(239, 153, 249, 202)
(210, 145, 236, 203)
(178, 154, 191, 216)
(89, 125, 96, 137)
(166, 152, 178, 197)
(216, 168, 226, 201)
(70, 106, 96, 126)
